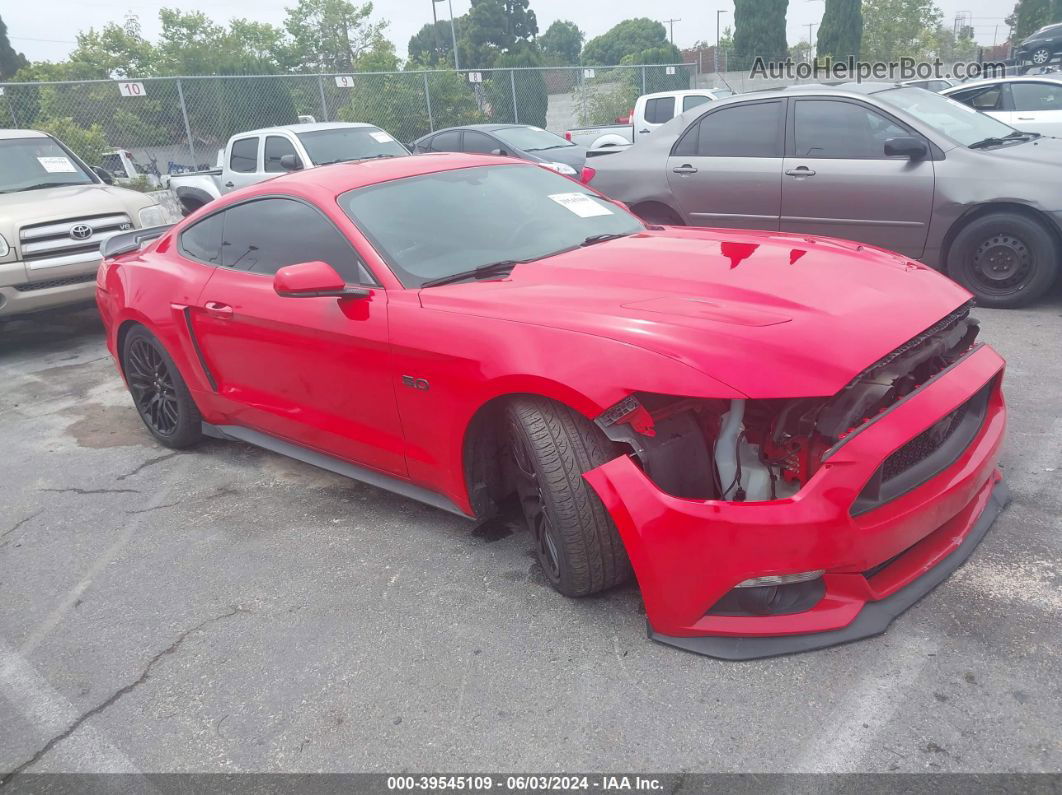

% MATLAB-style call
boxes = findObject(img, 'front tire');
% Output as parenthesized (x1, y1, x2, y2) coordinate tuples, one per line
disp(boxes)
(122, 326, 202, 448)
(946, 212, 1059, 308)
(507, 398, 632, 597)
(1030, 47, 1052, 65)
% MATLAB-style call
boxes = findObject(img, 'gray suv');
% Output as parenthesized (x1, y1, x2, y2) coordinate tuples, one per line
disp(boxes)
(589, 83, 1062, 307)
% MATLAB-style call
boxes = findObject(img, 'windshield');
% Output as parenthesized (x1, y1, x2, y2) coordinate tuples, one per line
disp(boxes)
(876, 86, 1018, 147)
(493, 126, 575, 152)
(340, 164, 644, 287)
(0, 137, 95, 193)
(296, 127, 409, 165)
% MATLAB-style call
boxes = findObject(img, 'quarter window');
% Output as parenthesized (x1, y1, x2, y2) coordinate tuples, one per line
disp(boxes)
(793, 100, 910, 159)
(463, 131, 498, 154)
(429, 130, 461, 152)
(217, 198, 370, 282)
(229, 138, 258, 173)
(644, 97, 676, 124)
(179, 213, 224, 264)
(264, 136, 297, 172)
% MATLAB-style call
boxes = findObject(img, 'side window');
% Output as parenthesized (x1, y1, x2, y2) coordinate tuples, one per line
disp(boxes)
(695, 101, 783, 157)
(220, 198, 370, 282)
(462, 131, 498, 154)
(264, 136, 297, 173)
(229, 138, 259, 173)
(682, 95, 711, 113)
(179, 213, 224, 264)
(950, 85, 1003, 111)
(100, 154, 122, 176)
(429, 130, 461, 152)
(1011, 81, 1062, 111)
(793, 100, 910, 159)
(645, 97, 676, 124)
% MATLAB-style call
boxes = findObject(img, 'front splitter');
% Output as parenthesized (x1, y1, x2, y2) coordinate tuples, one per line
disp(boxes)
(649, 478, 1011, 661)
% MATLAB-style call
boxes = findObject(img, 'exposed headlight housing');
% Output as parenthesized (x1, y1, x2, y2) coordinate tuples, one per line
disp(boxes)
(735, 570, 824, 588)
(544, 161, 578, 176)
(0, 233, 9, 258)
(138, 204, 170, 228)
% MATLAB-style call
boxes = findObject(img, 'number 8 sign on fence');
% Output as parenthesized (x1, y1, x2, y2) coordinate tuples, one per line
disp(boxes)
(118, 82, 147, 97)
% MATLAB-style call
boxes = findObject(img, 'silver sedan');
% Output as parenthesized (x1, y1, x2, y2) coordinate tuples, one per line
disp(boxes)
(587, 83, 1062, 307)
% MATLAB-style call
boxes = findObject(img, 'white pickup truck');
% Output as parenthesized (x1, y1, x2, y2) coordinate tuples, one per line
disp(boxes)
(565, 88, 734, 150)
(168, 122, 409, 214)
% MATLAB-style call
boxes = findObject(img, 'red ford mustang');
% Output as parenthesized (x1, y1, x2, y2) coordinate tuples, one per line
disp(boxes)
(97, 153, 1008, 659)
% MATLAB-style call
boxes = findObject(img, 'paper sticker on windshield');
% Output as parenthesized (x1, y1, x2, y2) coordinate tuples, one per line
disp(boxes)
(369, 131, 393, 143)
(549, 192, 613, 218)
(37, 156, 78, 173)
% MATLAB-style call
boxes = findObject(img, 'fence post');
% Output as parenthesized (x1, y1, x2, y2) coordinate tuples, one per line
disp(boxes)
(175, 79, 197, 167)
(317, 75, 329, 122)
(510, 70, 518, 124)
(641, 65, 647, 94)
(423, 71, 434, 132)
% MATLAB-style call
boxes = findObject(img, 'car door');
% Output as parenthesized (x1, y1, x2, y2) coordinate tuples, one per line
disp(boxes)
(638, 96, 676, 138)
(185, 196, 407, 476)
(780, 98, 935, 258)
(225, 136, 262, 191)
(263, 134, 300, 172)
(1007, 80, 1062, 136)
(462, 130, 502, 155)
(665, 99, 785, 230)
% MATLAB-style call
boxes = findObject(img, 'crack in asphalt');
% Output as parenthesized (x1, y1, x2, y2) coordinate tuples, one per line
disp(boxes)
(40, 488, 141, 496)
(125, 502, 181, 516)
(0, 511, 42, 541)
(116, 452, 179, 481)
(0, 606, 247, 786)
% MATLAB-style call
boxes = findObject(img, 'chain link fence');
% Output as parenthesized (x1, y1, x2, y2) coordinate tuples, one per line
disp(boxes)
(0, 64, 695, 178)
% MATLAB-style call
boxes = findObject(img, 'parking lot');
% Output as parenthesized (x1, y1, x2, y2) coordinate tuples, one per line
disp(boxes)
(1, 298, 1060, 776)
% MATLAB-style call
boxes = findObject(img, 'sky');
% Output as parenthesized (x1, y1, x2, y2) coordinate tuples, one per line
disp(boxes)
(4, 0, 1016, 68)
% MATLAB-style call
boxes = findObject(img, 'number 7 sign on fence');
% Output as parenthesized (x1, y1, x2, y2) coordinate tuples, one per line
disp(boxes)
(117, 82, 146, 97)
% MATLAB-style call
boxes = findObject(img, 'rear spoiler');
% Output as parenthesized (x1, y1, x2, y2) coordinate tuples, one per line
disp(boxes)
(101, 224, 174, 259)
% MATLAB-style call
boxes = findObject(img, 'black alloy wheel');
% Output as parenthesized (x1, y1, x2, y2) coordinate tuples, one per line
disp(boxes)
(122, 326, 203, 448)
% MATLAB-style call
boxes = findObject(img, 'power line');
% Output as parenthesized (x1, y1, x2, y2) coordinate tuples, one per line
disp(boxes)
(662, 18, 681, 44)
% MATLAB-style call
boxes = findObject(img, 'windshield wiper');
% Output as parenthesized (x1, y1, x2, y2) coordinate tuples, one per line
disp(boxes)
(969, 131, 1035, 149)
(421, 260, 523, 288)
(581, 232, 631, 247)
(9, 182, 83, 192)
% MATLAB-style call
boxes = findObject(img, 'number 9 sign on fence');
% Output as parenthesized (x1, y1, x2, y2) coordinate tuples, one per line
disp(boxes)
(118, 82, 146, 97)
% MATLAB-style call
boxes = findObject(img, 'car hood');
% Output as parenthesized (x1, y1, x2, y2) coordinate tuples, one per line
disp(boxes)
(418, 228, 972, 398)
(974, 135, 1062, 165)
(535, 144, 587, 170)
(0, 184, 156, 237)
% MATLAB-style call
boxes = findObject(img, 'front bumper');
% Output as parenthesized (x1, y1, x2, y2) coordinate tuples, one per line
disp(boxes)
(584, 344, 1007, 660)
(0, 257, 100, 319)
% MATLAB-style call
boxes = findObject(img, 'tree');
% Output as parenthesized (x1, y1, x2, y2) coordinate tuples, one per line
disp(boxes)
(460, 0, 538, 68)
(0, 14, 28, 80)
(582, 18, 673, 65)
(816, 0, 863, 60)
(1007, 0, 1060, 40)
(540, 20, 583, 64)
(408, 19, 459, 65)
(733, 0, 790, 68)
(486, 43, 548, 126)
(860, 0, 943, 61)
(284, 0, 387, 72)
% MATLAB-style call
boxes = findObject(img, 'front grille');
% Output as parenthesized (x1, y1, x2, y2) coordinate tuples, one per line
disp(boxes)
(852, 382, 992, 515)
(19, 214, 132, 271)
(880, 399, 971, 482)
(13, 273, 98, 292)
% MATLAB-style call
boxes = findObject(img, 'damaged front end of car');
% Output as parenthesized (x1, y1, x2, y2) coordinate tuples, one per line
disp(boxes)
(583, 301, 1009, 659)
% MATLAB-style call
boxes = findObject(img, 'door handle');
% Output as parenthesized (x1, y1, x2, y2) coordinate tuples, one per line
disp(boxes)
(785, 166, 816, 177)
(1017, 116, 1035, 120)
(204, 301, 233, 319)
(672, 164, 698, 174)
(224, 181, 234, 188)
(639, 129, 651, 134)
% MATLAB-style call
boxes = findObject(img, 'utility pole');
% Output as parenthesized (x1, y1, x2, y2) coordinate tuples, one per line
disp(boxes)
(430, 0, 441, 61)
(663, 18, 681, 44)
(715, 10, 727, 74)
(434, 0, 460, 70)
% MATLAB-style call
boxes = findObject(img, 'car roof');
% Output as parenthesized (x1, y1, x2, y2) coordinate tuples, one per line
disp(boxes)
(413, 123, 565, 143)
(700, 82, 901, 107)
(244, 152, 532, 196)
(0, 129, 50, 140)
(942, 74, 1062, 91)
(238, 121, 378, 136)
(641, 89, 727, 100)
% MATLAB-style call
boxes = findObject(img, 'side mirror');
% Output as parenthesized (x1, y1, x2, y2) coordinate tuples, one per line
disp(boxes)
(92, 166, 115, 184)
(279, 153, 304, 171)
(884, 136, 928, 159)
(273, 261, 370, 299)
(490, 148, 508, 156)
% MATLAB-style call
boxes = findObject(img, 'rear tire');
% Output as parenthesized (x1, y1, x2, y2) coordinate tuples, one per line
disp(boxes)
(1030, 47, 1052, 66)
(506, 397, 632, 597)
(946, 212, 1059, 308)
(122, 326, 202, 448)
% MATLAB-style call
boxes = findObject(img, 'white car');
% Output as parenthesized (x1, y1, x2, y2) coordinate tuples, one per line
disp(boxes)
(943, 76, 1062, 137)
(565, 88, 735, 150)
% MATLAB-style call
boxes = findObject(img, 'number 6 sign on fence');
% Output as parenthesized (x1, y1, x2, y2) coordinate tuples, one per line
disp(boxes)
(118, 82, 146, 97)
